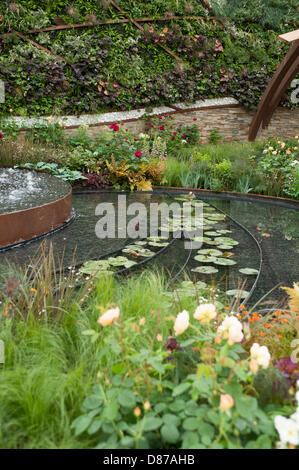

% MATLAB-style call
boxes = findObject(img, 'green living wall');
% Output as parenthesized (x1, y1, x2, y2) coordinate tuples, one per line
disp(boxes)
(0, 0, 298, 116)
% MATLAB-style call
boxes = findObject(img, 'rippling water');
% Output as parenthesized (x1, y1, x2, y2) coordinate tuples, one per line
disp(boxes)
(0, 168, 70, 214)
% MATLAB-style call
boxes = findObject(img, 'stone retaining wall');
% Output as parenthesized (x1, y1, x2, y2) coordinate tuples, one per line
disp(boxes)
(4, 97, 298, 142)
(64, 105, 299, 142)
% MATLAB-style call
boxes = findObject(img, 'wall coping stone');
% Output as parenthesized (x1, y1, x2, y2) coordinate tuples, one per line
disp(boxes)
(2, 97, 240, 129)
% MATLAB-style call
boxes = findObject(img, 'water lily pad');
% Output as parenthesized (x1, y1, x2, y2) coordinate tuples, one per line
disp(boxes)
(215, 237, 239, 246)
(107, 256, 133, 266)
(226, 289, 249, 298)
(79, 260, 113, 277)
(194, 255, 217, 263)
(203, 239, 218, 246)
(217, 244, 234, 250)
(123, 244, 156, 257)
(217, 229, 232, 234)
(122, 245, 144, 252)
(197, 249, 223, 257)
(191, 266, 219, 274)
(213, 258, 236, 266)
(192, 236, 212, 243)
(206, 213, 226, 220)
(148, 241, 169, 247)
(204, 231, 222, 237)
(239, 268, 259, 275)
(203, 219, 218, 225)
(147, 236, 168, 241)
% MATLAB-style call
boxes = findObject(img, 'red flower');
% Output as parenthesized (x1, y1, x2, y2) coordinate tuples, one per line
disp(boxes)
(181, 134, 186, 139)
(135, 151, 142, 158)
(145, 122, 153, 127)
(134, 138, 139, 141)
(171, 137, 175, 141)
(173, 132, 177, 135)
(0, 131, 3, 138)
(159, 126, 165, 131)
(105, 143, 110, 146)
(109, 123, 119, 131)
(193, 118, 197, 121)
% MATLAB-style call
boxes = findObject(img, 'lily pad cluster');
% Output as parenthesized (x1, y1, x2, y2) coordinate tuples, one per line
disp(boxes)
(79, 256, 137, 278)
(78, 234, 172, 278)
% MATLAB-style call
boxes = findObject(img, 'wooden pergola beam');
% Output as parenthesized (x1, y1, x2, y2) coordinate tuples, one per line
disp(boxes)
(248, 30, 299, 141)
(279, 29, 299, 43)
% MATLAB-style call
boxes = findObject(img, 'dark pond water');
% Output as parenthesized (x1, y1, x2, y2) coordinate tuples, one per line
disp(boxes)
(0, 190, 298, 306)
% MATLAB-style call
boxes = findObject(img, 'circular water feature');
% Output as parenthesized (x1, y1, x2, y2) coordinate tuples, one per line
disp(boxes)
(0, 167, 72, 248)
(0, 188, 298, 306)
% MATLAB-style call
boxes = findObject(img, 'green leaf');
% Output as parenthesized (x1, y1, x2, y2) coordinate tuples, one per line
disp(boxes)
(143, 416, 163, 432)
(118, 389, 137, 409)
(198, 422, 215, 445)
(82, 329, 97, 336)
(169, 399, 186, 413)
(181, 431, 201, 449)
(162, 413, 180, 427)
(197, 364, 213, 379)
(147, 357, 166, 374)
(71, 415, 93, 436)
(88, 419, 102, 435)
(82, 395, 103, 411)
(235, 396, 258, 420)
(120, 436, 135, 448)
(239, 268, 259, 275)
(183, 417, 198, 431)
(112, 362, 126, 374)
(161, 424, 180, 444)
(172, 382, 191, 397)
(102, 402, 118, 421)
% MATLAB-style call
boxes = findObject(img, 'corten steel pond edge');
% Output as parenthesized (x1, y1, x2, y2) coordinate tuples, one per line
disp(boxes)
(0, 167, 73, 249)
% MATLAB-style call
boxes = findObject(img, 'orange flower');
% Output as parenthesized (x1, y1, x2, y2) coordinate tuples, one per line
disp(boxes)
(30, 288, 37, 293)
(220, 394, 234, 411)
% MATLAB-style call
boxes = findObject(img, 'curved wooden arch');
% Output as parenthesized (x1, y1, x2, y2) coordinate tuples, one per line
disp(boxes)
(249, 31, 299, 141)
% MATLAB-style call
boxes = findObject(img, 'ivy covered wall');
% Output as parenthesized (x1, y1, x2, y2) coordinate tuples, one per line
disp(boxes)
(0, 0, 298, 117)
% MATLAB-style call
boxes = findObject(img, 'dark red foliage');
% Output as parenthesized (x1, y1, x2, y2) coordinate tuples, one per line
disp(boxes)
(75, 172, 111, 189)
(274, 356, 299, 388)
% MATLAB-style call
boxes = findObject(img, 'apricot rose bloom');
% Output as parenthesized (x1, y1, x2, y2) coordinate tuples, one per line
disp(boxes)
(97, 307, 120, 326)
(174, 310, 189, 336)
(194, 303, 217, 324)
(220, 394, 234, 411)
(250, 343, 271, 369)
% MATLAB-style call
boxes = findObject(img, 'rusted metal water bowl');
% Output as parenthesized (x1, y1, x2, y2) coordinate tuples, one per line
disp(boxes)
(0, 168, 72, 249)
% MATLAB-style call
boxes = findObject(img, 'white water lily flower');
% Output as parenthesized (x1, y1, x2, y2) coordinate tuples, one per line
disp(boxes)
(217, 315, 243, 344)
(97, 307, 120, 326)
(174, 310, 189, 336)
(194, 303, 217, 324)
(274, 415, 299, 446)
(250, 343, 271, 369)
